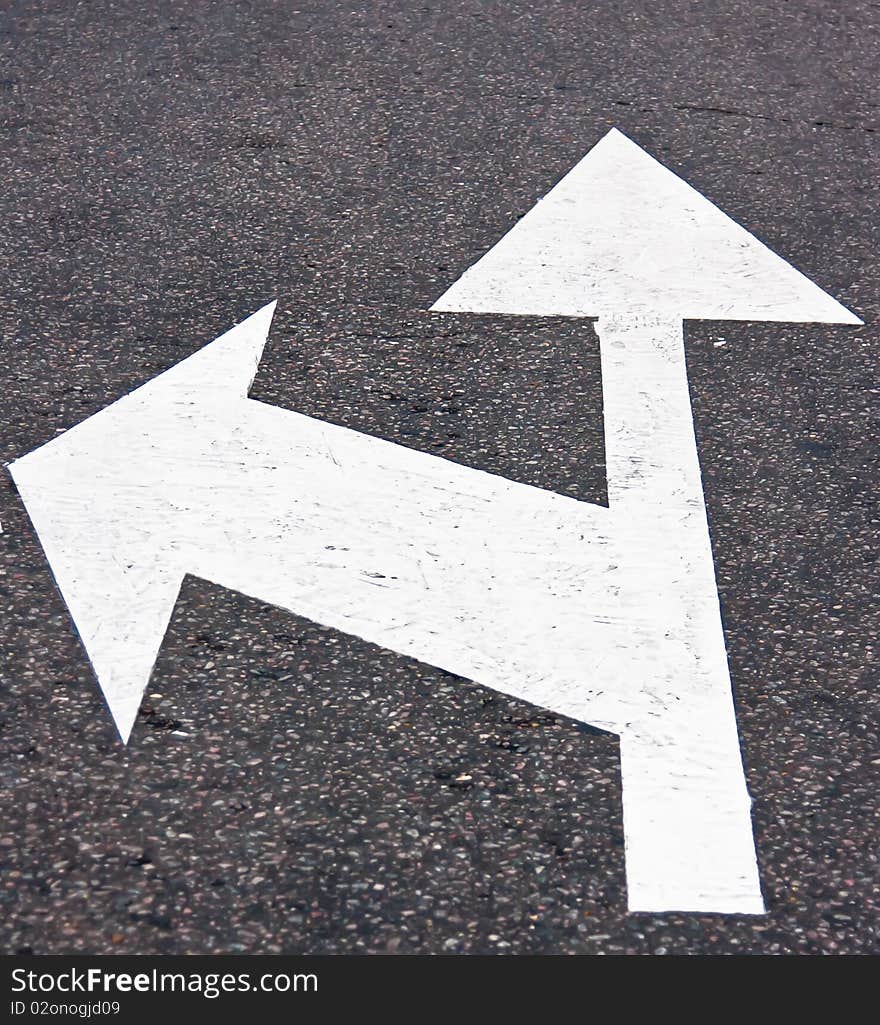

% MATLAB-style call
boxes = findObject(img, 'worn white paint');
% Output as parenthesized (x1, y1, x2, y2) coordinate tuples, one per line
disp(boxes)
(429, 128, 860, 912)
(8, 128, 861, 915)
(433, 128, 861, 324)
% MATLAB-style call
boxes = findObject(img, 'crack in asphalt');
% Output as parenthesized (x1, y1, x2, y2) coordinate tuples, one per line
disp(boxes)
(614, 99, 877, 134)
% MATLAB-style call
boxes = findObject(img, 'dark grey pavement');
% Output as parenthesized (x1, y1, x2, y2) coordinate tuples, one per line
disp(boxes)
(0, 1, 877, 953)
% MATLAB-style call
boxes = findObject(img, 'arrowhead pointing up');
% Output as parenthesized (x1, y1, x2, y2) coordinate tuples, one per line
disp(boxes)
(432, 128, 862, 324)
(8, 302, 277, 742)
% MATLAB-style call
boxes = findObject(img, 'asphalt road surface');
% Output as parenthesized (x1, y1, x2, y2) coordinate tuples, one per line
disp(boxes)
(1, 1, 877, 954)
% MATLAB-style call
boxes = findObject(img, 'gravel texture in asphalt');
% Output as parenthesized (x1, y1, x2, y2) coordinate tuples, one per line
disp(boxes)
(0, 0, 877, 953)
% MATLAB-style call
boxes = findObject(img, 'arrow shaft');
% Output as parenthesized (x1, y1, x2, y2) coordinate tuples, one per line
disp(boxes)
(595, 313, 762, 911)
(176, 395, 626, 728)
(126, 313, 763, 912)
(11, 303, 764, 912)
(160, 315, 762, 912)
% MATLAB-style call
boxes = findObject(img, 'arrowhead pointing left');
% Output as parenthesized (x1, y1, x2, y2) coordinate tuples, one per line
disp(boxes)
(8, 302, 277, 743)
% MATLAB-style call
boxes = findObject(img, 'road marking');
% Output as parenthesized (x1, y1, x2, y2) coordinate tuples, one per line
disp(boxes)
(432, 128, 860, 911)
(8, 128, 861, 914)
(433, 128, 860, 324)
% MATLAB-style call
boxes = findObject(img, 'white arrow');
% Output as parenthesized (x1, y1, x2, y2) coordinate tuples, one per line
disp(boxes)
(8, 128, 860, 915)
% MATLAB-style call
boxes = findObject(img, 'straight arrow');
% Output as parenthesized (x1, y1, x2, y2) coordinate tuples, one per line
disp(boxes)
(430, 128, 861, 912)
